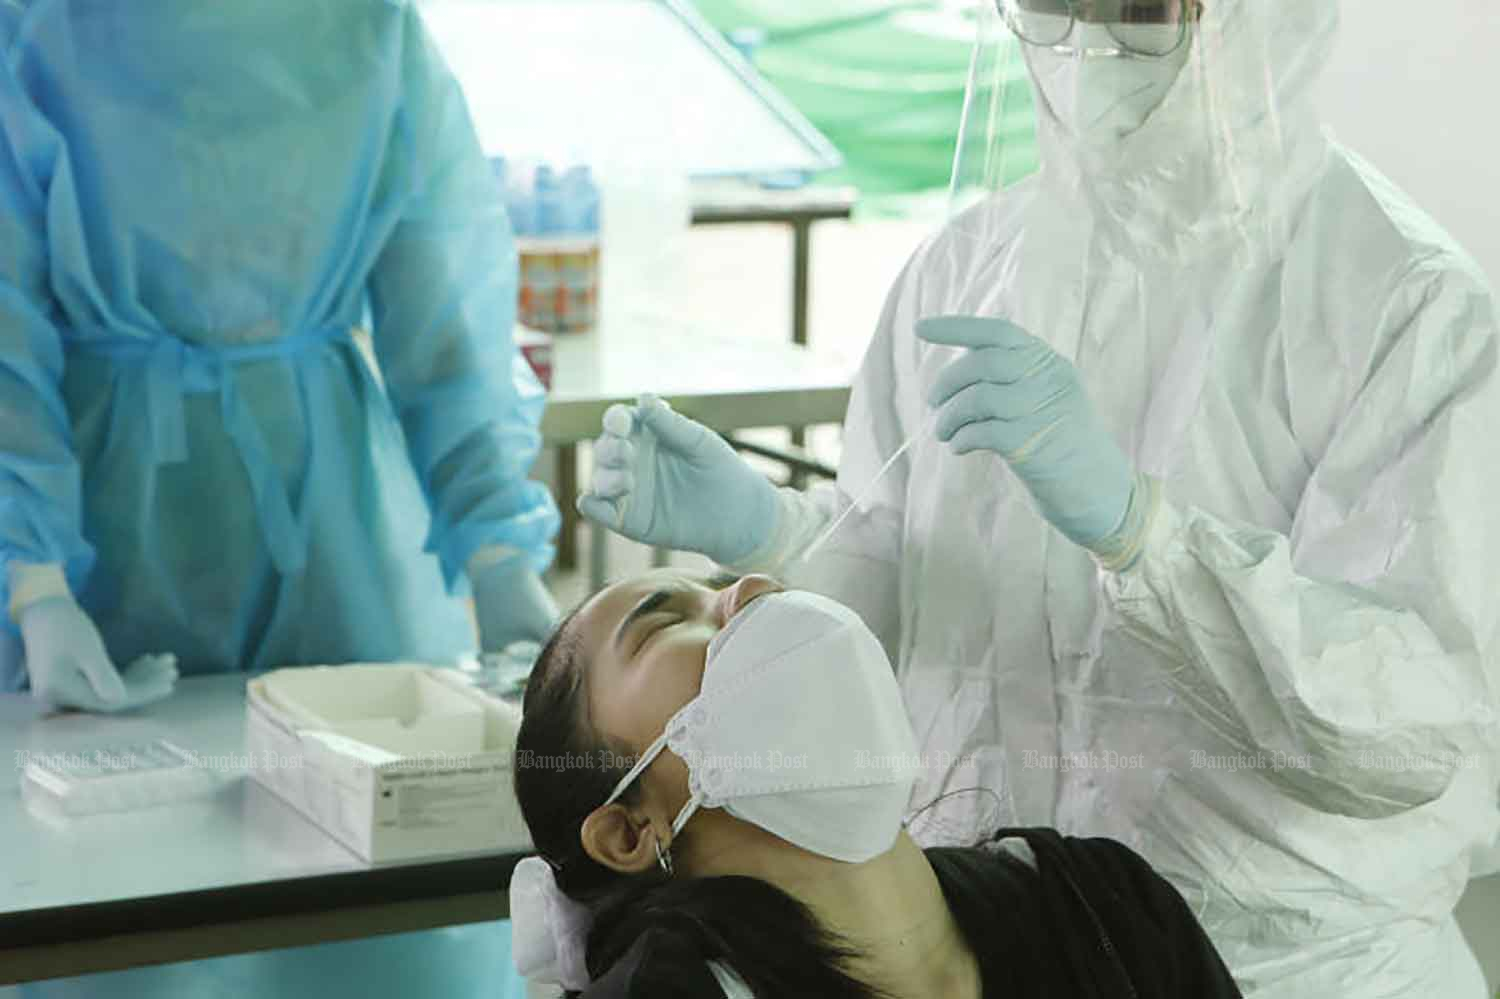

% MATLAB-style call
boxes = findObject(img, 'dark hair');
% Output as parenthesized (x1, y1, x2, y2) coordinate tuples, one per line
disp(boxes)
(514, 612, 887, 998)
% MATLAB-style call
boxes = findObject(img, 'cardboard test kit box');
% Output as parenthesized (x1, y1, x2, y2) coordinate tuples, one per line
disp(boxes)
(245, 664, 532, 863)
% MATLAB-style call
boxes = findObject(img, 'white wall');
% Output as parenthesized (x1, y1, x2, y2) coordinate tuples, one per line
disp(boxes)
(1317, 1, 1500, 286)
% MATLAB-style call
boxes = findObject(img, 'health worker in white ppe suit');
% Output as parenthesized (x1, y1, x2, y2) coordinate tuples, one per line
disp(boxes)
(579, 1, 1500, 996)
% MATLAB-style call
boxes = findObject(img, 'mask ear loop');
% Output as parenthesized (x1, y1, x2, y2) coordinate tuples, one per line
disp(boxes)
(654, 788, 704, 877)
(605, 723, 703, 878)
(603, 729, 672, 806)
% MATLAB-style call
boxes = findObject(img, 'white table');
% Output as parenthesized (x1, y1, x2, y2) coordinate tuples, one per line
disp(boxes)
(0, 676, 525, 985)
(540, 319, 854, 446)
(7, 678, 1498, 991)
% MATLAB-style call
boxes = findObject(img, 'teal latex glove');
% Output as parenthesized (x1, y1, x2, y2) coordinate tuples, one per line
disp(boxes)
(470, 552, 560, 652)
(19, 597, 178, 712)
(920, 316, 1137, 551)
(577, 395, 778, 566)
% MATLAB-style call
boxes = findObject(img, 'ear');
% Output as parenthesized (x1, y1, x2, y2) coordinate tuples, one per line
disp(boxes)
(580, 803, 661, 875)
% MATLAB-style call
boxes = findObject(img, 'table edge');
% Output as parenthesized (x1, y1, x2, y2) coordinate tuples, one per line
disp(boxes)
(0, 850, 531, 951)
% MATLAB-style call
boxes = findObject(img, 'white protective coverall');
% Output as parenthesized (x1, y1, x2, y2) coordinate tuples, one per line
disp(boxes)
(733, 2, 1500, 995)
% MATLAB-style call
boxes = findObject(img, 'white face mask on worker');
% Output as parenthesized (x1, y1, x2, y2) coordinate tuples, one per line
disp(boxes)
(1025, 23, 1191, 146)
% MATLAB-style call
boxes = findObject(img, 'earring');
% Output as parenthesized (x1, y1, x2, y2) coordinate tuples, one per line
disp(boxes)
(654, 836, 674, 877)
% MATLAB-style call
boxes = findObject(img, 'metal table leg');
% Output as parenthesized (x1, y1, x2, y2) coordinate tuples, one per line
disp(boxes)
(792, 218, 812, 350)
(789, 218, 813, 489)
(557, 444, 578, 570)
(589, 520, 608, 595)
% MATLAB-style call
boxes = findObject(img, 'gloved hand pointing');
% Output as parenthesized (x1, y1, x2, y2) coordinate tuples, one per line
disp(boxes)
(577, 395, 778, 566)
(919, 316, 1149, 563)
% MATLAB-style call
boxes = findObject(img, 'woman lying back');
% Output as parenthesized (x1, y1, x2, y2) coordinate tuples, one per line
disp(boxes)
(510, 571, 1243, 998)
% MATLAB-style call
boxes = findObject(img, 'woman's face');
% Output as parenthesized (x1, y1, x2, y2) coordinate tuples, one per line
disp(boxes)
(565, 570, 782, 875)
(571, 570, 783, 767)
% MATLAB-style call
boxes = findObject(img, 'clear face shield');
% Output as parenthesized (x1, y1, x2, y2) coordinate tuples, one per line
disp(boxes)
(950, 0, 1337, 254)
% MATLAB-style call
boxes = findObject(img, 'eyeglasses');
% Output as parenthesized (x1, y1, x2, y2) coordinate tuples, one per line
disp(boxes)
(998, 0, 1199, 59)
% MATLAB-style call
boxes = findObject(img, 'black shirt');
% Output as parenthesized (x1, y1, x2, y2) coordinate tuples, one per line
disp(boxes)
(578, 828, 1242, 998)
(929, 828, 1242, 998)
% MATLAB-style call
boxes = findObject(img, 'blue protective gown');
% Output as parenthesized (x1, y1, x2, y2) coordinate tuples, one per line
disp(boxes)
(0, 0, 560, 689)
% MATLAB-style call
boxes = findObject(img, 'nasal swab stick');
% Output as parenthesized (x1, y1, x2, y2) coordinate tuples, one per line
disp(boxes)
(796, 409, 940, 564)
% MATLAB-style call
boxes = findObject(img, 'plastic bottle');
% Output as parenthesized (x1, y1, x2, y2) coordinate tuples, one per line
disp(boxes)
(511, 160, 601, 334)
(563, 165, 601, 235)
(533, 165, 564, 236)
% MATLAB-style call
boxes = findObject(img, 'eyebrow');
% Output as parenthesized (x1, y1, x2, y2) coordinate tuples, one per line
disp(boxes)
(613, 589, 674, 653)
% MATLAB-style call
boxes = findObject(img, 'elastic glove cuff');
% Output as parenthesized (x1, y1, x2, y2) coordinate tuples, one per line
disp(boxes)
(722, 489, 792, 574)
(1087, 473, 1162, 574)
(723, 486, 829, 576)
(8, 562, 70, 624)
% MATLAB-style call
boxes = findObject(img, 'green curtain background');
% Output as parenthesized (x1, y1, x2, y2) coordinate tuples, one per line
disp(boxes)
(690, 1, 1037, 200)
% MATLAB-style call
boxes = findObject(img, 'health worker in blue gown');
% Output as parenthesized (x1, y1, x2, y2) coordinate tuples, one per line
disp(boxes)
(0, 0, 561, 711)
